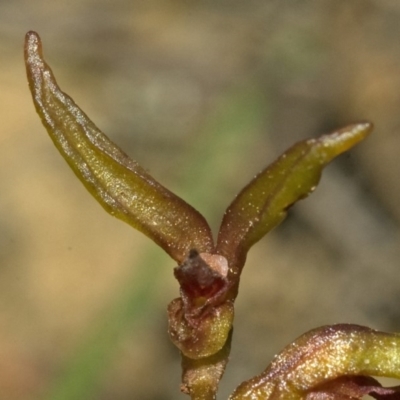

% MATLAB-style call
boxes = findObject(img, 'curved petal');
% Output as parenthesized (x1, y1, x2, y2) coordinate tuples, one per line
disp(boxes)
(216, 123, 372, 276)
(307, 376, 400, 399)
(229, 324, 400, 400)
(24, 31, 213, 263)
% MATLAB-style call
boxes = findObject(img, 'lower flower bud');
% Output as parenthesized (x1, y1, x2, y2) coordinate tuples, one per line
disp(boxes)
(168, 298, 234, 359)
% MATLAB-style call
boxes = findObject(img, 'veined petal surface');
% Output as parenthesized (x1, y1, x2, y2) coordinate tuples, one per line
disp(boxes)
(217, 123, 372, 276)
(25, 31, 213, 263)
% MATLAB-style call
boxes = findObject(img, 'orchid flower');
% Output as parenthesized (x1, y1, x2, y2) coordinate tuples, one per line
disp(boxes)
(25, 31, 400, 400)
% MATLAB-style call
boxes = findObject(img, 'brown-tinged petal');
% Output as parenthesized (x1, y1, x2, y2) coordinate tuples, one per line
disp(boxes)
(216, 123, 372, 277)
(174, 250, 231, 316)
(308, 376, 400, 400)
(229, 324, 400, 400)
(24, 31, 213, 263)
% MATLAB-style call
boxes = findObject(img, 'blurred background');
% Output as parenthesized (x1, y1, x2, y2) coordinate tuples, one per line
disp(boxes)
(2, 0, 400, 399)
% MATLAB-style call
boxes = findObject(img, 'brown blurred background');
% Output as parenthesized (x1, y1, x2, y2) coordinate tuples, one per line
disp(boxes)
(2, 1, 400, 399)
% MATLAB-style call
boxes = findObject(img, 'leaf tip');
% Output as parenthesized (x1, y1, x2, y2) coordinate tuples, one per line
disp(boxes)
(24, 31, 42, 63)
(320, 121, 373, 156)
(24, 31, 47, 102)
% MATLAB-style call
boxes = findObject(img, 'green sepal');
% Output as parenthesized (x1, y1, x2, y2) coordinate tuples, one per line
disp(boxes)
(24, 31, 213, 263)
(216, 123, 372, 275)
